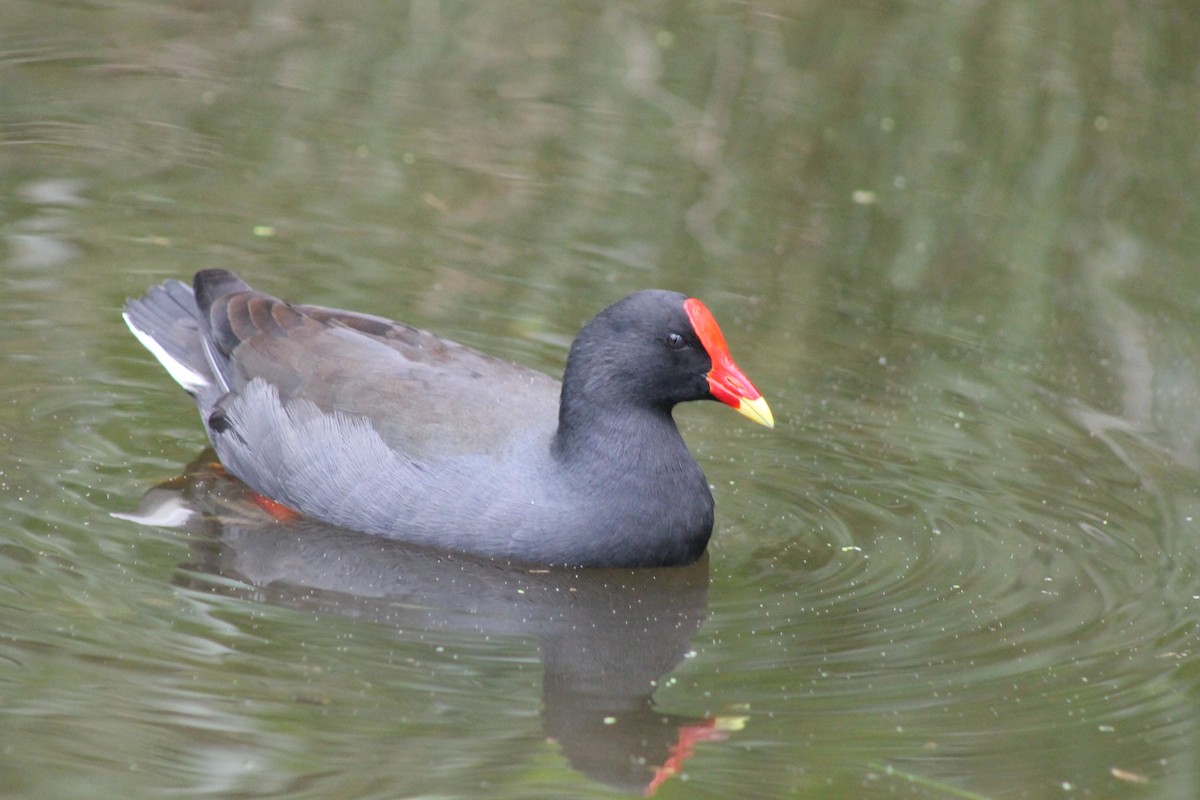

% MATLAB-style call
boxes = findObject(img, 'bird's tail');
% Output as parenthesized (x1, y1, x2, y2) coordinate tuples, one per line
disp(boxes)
(123, 279, 217, 396)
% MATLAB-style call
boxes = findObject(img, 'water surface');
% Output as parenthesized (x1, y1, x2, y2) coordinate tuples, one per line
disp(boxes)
(2, 3, 1199, 798)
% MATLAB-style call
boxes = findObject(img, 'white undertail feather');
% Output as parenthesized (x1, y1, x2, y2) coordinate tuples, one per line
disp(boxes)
(122, 311, 209, 393)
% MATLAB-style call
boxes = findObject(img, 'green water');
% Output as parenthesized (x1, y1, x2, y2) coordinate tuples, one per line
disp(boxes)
(2, 2, 1199, 797)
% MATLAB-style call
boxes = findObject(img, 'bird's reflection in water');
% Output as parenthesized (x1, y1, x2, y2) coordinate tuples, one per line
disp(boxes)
(119, 452, 744, 795)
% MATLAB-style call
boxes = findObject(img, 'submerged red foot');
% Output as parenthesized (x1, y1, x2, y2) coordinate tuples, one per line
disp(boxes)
(249, 491, 302, 523)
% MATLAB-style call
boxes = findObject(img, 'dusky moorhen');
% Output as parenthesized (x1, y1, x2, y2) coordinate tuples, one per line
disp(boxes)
(123, 270, 772, 567)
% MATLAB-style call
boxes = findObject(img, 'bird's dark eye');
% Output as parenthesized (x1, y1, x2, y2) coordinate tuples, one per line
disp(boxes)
(665, 332, 687, 350)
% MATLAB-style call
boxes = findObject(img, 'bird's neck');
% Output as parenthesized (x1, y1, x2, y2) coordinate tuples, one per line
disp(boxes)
(552, 334, 691, 474)
(552, 378, 692, 481)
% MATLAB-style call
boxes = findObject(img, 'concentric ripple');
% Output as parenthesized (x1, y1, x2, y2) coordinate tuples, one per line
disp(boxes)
(690, 330, 1200, 796)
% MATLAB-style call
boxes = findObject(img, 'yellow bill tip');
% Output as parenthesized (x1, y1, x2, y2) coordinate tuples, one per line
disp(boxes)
(736, 395, 774, 429)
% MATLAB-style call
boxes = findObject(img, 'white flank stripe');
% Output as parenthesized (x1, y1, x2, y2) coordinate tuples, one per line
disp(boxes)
(122, 311, 209, 392)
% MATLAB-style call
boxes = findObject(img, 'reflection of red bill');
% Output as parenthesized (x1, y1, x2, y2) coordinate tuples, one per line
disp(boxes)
(644, 715, 746, 796)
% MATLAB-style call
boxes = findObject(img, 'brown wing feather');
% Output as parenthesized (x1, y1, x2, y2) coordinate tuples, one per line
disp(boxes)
(202, 286, 560, 461)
